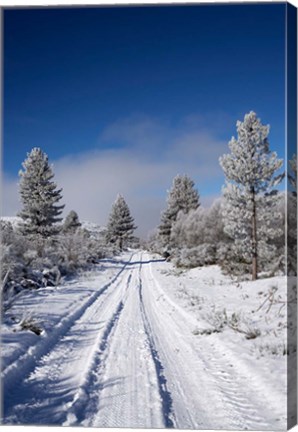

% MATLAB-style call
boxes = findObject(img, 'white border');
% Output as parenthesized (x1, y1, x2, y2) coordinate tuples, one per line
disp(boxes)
(0, 1, 297, 432)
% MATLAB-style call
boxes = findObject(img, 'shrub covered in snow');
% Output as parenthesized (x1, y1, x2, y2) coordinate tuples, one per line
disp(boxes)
(1, 214, 109, 306)
(169, 200, 229, 269)
(173, 245, 216, 268)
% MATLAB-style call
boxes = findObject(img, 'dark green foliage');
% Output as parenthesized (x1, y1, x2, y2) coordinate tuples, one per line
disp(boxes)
(18, 148, 64, 238)
(63, 210, 81, 233)
(106, 195, 137, 251)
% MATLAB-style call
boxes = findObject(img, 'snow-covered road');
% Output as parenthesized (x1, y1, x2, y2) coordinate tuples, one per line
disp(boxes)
(1, 251, 287, 429)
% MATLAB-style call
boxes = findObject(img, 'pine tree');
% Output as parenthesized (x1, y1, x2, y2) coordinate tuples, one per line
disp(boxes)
(219, 112, 283, 280)
(288, 154, 297, 275)
(18, 147, 65, 238)
(106, 195, 137, 251)
(158, 174, 200, 249)
(288, 154, 297, 197)
(158, 208, 173, 248)
(63, 210, 81, 233)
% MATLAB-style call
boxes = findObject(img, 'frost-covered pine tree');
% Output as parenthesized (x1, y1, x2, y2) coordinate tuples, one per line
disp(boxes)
(158, 208, 173, 248)
(158, 174, 200, 250)
(63, 210, 81, 233)
(288, 154, 297, 197)
(106, 195, 137, 251)
(219, 112, 283, 280)
(18, 148, 65, 238)
(288, 154, 297, 275)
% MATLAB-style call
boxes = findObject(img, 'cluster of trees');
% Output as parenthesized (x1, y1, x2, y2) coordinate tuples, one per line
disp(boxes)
(1, 148, 137, 299)
(1, 111, 295, 296)
(151, 111, 293, 280)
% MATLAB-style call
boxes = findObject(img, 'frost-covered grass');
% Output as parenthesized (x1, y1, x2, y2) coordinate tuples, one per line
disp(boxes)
(153, 261, 288, 357)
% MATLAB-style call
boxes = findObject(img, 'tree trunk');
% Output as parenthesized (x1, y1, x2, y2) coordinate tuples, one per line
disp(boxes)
(251, 187, 258, 280)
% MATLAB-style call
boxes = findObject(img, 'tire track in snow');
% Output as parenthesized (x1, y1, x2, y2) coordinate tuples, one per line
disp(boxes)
(87, 254, 165, 429)
(196, 338, 285, 430)
(137, 257, 175, 428)
(146, 254, 284, 430)
(2, 255, 134, 424)
(141, 255, 220, 429)
(63, 272, 132, 426)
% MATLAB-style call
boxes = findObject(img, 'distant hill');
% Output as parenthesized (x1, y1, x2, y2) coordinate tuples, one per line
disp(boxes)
(80, 220, 107, 239)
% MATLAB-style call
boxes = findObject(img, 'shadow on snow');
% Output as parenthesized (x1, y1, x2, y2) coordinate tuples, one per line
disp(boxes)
(98, 258, 166, 267)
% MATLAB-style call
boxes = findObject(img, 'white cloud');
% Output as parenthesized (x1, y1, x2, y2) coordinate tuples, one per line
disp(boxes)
(1, 176, 20, 217)
(2, 115, 226, 237)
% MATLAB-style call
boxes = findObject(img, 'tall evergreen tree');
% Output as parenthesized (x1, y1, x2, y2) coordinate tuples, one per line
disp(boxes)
(158, 174, 200, 249)
(106, 195, 137, 251)
(18, 147, 65, 238)
(288, 154, 297, 197)
(219, 112, 283, 280)
(288, 154, 297, 275)
(63, 210, 81, 233)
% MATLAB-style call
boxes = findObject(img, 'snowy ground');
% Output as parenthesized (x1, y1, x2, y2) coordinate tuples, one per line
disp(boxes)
(1, 250, 287, 429)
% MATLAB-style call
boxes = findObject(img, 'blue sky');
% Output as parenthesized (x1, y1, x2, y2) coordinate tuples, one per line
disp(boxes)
(3, 3, 286, 235)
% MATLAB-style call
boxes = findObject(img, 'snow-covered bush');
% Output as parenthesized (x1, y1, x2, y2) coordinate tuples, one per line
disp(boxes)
(254, 342, 288, 357)
(1, 215, 108, 306)
(203, 307, 261, 340)
(218, 242, 251, 277)
(1, 220, 31, 296)
(56, 229, 95, 273)
(173, 245, 216, 268)
(169, 199, 229, 268)
(19, 314, 43, 336)
(204, 308, 228, 333)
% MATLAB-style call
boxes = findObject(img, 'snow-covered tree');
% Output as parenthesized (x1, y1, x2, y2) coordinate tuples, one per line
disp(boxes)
(158, 174, 200, 250)
(63, 210, 81, 233)
(106, 195, 137, 251)
(158, 208, 173, 249)
(288, 154, 297, 275)
(18, 148, 64, 239)
(219, 112, 284, 280)
(288, 154, 297, 197)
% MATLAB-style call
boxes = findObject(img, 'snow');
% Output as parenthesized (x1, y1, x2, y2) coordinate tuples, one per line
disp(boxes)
(80, 220, 106, 235)
(1, 250, 287, 429)
(0, 216, 22, 228)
